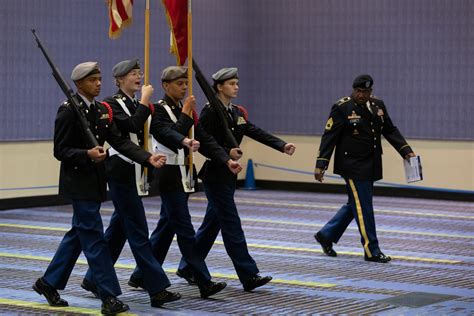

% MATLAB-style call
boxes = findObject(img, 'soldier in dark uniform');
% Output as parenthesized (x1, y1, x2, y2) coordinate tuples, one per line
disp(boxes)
(80, 59, 182, 307)
(177, 68, 296, 291)
(32, 62, 167, 314)
(313, 74, 415, 263)
(128, 66, 241, 298)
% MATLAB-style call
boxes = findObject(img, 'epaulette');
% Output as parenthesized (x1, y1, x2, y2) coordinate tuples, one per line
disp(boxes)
(157, 99, 167, 107)
(336, 96, 351, 106)
(113, 93, 128, 102)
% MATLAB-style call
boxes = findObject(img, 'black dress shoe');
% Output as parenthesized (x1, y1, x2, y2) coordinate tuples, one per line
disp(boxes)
(364, 252, 392, 263)
(243, 275, 272, 292)
(80, 278, 99, 298)
(150, 290, 181, 307)
(32, 277, 68, 307)
(314, 232, 337, 257)
(101, 297, 129, 315)
(176, 269, 197, 286)
(199, 281, 227, 298)
(128, 274, 145, 290)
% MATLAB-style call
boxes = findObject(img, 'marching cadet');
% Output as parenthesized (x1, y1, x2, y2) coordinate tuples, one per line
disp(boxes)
(80, 59, 183, 307)
(32, 62, 167, 314)
(313, 74, 415, 263)
(177, 67, 296, 291)
(128, 66, 242, 298)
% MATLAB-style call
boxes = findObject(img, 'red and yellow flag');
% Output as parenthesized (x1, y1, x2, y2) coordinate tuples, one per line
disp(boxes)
(162, 0, 188, 65)
(108, 0, 134, 39)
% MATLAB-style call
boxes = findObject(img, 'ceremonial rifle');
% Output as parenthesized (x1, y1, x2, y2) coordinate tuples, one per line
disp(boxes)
(31, 29, 99, 148)
(192, 59, 242, 154)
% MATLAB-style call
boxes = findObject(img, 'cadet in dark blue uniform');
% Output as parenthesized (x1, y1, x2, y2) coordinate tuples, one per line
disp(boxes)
(32, 62, 167, 314)
(80, 59, 182, 307)
(177, 68, 296, 291)
(313, 74, 415, 263)
(129, 66, 241, 298)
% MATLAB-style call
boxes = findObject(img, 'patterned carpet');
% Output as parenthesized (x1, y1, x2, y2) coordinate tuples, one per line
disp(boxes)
(0, 189, 473, 315)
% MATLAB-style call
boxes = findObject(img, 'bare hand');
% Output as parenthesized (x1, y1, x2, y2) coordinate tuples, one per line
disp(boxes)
(226, 159, 242, 174)
(147, 153, 167, 168)
(87, 146, 106, 163)
(182, 95, 196, 116)
(284, 143, 296, 155)
(229, 148, 243, 160)
(314, 168, 325, 183)
(182, 137, 200, 152)
(405, 152, 416, 159)
(140, 85, 154, 106)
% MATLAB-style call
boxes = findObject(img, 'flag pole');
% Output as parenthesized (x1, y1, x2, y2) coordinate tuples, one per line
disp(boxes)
(187, 0, 194, 189)
(141, 0, 150, 195)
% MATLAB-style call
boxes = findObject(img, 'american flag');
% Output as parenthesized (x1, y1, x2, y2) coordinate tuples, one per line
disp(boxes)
(108, 0, 133, 39)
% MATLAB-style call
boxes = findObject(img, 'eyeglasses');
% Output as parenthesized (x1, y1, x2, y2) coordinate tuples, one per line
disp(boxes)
(128, 71, 144, 78)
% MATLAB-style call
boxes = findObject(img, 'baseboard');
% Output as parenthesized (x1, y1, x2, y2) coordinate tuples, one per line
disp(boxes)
(237, 180, 474, 202)
(0, 194, 71, 211)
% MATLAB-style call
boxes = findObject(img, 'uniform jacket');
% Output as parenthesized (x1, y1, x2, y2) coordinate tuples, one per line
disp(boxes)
(54, 94, 152, 201)
(198, 102, 286, 184)
(150, 95, 230, 192)
(102, 90, 153, 184)
(315, 96, 412, 181)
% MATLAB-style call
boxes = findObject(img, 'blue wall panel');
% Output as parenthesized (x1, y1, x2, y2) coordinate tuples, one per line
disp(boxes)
(0, 0, 472, 141)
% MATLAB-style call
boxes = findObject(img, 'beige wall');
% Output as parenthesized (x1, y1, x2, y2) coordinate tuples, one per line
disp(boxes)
(1, 136, 473, 199)
(237, 135, 474, 191)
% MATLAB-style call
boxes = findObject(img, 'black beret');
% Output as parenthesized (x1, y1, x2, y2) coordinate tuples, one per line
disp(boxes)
(352, 74, 373, 89)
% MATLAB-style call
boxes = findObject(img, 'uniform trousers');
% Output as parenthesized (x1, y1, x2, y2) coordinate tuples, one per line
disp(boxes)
(132, 191, 212, 286)
(44, 199, 121, 299)
(84, 179, 170, 295)
(178, 181, 259, 284)
(319, 178, 380, 257)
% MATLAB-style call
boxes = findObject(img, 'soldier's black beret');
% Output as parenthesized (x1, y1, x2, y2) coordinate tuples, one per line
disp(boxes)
(352, 74, 373, 89)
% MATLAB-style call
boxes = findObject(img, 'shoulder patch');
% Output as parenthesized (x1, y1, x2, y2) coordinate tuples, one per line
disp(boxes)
(336, 96, 351, 106)
(112, 93, 122, 99)
(235, 104, 248, 121)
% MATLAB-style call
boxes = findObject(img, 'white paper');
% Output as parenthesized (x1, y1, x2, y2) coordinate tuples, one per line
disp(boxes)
(404, 156, 423, 183)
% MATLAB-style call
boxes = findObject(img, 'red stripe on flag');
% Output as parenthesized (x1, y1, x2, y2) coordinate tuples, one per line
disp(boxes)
(162, 0, 188, 65)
